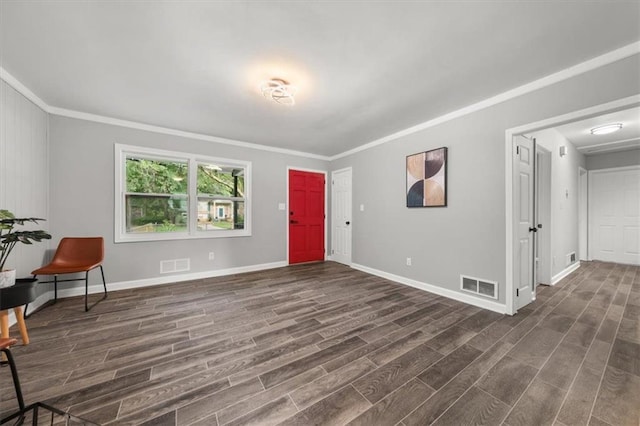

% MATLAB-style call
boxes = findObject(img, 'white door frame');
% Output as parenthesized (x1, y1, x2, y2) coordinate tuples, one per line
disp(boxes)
(330, 167, 353, 265)
(504, 94, 640, 315)
(286, 166, 328, 264)
(536, 145, 552, 285)
(578, 167, 588, 261)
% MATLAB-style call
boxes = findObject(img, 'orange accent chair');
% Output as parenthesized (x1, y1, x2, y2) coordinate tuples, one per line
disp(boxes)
(31, 237, 107, 312)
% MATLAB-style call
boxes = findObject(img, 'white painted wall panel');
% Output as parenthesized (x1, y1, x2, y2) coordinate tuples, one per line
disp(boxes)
(0, 78, 50, 278)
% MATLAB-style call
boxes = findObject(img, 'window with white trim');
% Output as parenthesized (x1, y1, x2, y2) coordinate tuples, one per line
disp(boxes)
(115, 144, 251, 242)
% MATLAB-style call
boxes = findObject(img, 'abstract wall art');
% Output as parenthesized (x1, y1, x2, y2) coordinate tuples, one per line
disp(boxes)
(406, 147, 447, 207)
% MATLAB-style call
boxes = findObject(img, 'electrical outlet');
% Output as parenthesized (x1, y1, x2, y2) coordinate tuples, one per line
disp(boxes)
(360, 204, 365, 211)
(209, 252, 215, 261)
(406, 257, 412, 266)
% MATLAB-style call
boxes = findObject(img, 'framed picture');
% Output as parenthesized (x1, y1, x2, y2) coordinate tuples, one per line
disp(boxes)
(406, 147, 447, 207)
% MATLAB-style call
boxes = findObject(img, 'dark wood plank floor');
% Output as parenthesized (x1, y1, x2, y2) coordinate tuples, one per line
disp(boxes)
(1, 261, 638, 425)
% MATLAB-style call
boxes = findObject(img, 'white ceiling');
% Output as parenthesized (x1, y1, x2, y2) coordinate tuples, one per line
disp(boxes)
(555, 107, 640, 155)
(1, 1, 639, 157)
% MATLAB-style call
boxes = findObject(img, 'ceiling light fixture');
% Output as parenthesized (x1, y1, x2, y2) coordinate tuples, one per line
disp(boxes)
(261, 78, 296, 105)
(590, 123, 623, 135)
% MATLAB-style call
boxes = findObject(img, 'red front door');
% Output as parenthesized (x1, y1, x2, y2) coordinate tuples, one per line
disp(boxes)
(289, 170, 325, 264)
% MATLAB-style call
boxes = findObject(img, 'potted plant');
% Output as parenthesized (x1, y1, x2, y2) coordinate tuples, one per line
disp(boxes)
(0, 210, 51, 288)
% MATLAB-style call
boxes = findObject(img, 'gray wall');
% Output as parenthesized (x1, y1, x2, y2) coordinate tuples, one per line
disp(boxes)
(331, 54, 640, 305)
(532, 128, 586, 278)
(48, 116, 328, 287)
(6, 53, 640, 308)
(586, 148, 640, 170)
(0, 79, 50, 284)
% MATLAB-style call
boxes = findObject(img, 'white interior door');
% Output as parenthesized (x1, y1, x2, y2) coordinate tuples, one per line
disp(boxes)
(331, 168, 352, 265)
(590, 167, 640, 265)
(514, 135, 536, 310)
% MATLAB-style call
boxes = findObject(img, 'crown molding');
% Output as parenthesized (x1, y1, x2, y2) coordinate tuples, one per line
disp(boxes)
(0, 67, 330, 161)
(578, 137, 640, 154)
(47, 106, 331, 161)
(0, 67, 50, 112)
(3, 40, 639, 162)
(330, 40, 640, 160)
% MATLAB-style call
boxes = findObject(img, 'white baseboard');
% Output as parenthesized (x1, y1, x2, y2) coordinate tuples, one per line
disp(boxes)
(551, 261, 581, 285)
(351, 263, 507, 314)
(10, 260, 510, 328)
(7, 261, 287, 327)
(57, 261, 288, 299)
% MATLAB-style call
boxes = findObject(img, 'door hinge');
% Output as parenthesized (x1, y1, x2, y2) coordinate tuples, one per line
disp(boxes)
(516, 288, 519, 297)
(516, 146, 520, 155)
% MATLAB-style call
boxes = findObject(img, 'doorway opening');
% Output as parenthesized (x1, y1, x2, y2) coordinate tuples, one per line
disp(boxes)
(505, 95, 640, 315)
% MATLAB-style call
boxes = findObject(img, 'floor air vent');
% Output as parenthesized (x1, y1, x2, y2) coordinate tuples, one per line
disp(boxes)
(461, 275, 498, 299)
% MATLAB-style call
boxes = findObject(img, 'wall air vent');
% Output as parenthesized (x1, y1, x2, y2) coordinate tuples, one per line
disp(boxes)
(566, 252, 576, 266)
(160, 258, 190, 274)
(460, 275, 498, 300)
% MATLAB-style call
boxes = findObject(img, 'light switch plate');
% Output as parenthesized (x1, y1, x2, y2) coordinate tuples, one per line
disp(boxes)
(278, 203, 286, 210)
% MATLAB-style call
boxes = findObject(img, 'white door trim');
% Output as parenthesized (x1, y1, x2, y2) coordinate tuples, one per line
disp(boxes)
(578, 167, 588, 261)
(505, 94, 640, 315)
(286, 166, 328, 265)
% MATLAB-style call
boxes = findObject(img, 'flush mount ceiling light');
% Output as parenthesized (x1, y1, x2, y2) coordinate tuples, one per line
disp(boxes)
(261, 78, 296, 105)
(590, 123, 623, 135)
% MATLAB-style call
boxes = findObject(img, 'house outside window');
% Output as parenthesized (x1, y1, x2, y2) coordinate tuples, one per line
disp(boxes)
(196, 162, 245, 231)
(115, 144, 251, 242)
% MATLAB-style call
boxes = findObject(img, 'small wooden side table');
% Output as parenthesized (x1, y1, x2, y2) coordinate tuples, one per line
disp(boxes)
(0, 278, 38, 345)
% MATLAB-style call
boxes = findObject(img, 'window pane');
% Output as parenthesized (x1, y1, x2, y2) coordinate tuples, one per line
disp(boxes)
(126, 157, 188, 194)
(126, 194, 188, 233)
(197, 199, 244, 231)
(197, 163, 245, 197)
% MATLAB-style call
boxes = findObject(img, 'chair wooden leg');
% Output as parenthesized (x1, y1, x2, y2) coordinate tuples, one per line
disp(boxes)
(0, 311, 8, 362)
(0, 310, 8, 339)
(53, 275, 58, 303)
(13, 307, 29, 345)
